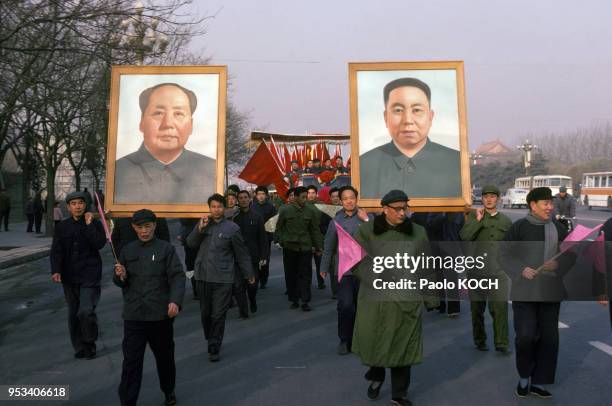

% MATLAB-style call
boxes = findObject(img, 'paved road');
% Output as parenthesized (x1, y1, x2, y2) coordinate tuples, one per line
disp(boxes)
(0, 220, 611, 405)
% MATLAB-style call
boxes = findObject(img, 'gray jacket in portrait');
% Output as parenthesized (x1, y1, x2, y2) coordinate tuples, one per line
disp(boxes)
(359, 139, 461, 199)
(114, 143, 216, 204)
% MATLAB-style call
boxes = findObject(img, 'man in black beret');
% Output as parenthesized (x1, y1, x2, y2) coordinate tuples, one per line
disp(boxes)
(359, 77, 461, 199)
(502, 187, 576, 399)
(50, 191, 107, 360)
(114, 209, 186, 406)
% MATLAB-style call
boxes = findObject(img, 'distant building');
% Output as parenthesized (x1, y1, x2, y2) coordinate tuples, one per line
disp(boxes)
(473, 139, 521, 165)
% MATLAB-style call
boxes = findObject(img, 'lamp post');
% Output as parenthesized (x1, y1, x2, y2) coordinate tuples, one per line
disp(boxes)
(112, 1, 169, 65)
(469, 150, 483, 166)
(517, 139, 538, 189)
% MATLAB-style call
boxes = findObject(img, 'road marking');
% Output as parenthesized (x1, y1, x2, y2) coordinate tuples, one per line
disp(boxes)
(558, 322, 569, 329)
(274, 366, 307, 369)
(589, 341, 612, 356)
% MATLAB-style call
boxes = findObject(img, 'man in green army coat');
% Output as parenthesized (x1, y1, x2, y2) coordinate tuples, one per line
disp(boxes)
(459, 185, 512, 354)
(352, 190, 436, 406)
(359, 78, 461, 199)
(275, 186, 323, 311)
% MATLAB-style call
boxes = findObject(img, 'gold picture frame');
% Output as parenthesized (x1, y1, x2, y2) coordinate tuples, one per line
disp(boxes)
(348, 61, 471, 210)
(105, 65, 227, 217)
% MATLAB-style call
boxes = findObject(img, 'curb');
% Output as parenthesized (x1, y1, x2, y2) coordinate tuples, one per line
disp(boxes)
(0, 249, 51, 270)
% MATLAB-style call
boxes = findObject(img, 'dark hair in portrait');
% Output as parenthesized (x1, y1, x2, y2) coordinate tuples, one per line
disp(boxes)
(383, 77, 431, 106)
(139, 82, 198, 115)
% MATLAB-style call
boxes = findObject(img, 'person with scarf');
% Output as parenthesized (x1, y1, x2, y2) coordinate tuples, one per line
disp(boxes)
(352, 190, 437, 406)
(502, 187, 575, 399)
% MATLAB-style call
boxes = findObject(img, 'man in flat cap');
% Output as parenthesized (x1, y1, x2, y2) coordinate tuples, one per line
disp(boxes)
(460, 185, 512, 354)
(114, 82, 216, 204)
(113, 209, 185, 406)
(50, 191, 107, 359)
(351, 189, 436, 406)
(359, 77, 461, 199)
(502, 187, 575, 399)
(187, 194, 255, 362)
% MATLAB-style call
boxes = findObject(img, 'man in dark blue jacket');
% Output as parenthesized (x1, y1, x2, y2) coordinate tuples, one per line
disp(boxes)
(250, 186, 277, 289)
(50, 191, 107, 359)
(234, 190, 267, 315)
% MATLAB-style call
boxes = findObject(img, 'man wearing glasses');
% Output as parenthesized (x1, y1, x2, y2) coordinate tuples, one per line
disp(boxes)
(351, 190, 436, 406)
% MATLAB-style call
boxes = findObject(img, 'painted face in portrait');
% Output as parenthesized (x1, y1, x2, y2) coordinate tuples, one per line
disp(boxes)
(384, 86, 434, 155)
(139, 85, 193, 162)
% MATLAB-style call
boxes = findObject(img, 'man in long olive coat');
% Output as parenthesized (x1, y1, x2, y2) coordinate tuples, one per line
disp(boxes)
(352, 190, 436, 406)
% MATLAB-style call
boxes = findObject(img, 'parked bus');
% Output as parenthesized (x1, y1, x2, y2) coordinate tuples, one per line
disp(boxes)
(580, 171, 612, 210)
(514, 175, 573, 195)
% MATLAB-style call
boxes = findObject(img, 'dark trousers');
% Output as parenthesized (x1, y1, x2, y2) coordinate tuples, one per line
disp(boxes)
(260, 239, 272, 287)
(337, 275, 358, 344)
(438, 267, 460, 314)
(512, 301, 561, 384)
(233, 279, 249, 318)
(247, 260, 258, 306)
(0, 209, 9, 230)
(62, 283, 100, 352)
(365, 366, 412, 399)
(196, 280, 233, 353)
(34, 212, 43, 233)
(118, 319, 176, 406)
(314, 254, 324, 286)
(283, 249, 313, 304)
(183, 245, 198, 298)
(26, 214, 34, 232)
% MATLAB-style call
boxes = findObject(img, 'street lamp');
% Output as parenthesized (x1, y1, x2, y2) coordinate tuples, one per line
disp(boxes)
(516, 139, 538, 175)
(112, 1, 169, 65)
(469, 150, 483, 166)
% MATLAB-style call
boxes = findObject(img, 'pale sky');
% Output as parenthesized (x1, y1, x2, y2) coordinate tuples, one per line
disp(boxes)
(188, 0, 612, 150)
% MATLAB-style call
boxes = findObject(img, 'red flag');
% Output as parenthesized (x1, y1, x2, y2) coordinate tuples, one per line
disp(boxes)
(336, 220, 367, 281)
(296, 145, 304, 169)
(334, 144, 342, 159)
(322, 141, 330, 161)
(283, 145, 292, 172)
(560, 224, 603, 252)
(239, 141, 288, 198)
(305, 144, 312, 161)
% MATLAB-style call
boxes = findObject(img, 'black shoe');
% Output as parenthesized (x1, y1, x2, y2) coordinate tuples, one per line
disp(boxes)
(164, 391, 177, 406)
(301, 303, 312, 312)
(529, 385, 552, 398)
(290, 302, 299, 309)
(516, 382, 529, 398)
(238, 314, 249, 320)
(331, 294, 337, 300)
(476, 343, 489, 351)
(209, 352, 220, 362)
(337, 342, 349, 355)
(495, 347, 512, 355)
(390, 398, 412, 406)
(250, 302, 258, 313)
(74, 349, 87, 359)
(367, 381, 382, 400)
(76, 348, 95, 360)
(317, 283, 326, 290)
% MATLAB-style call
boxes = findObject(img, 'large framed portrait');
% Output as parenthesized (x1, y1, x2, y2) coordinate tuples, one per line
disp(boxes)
(105, 65, 227, 216)
(349, 61, 471, 210)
